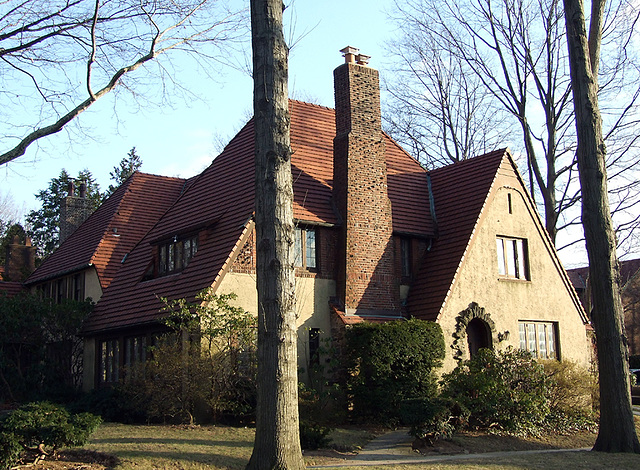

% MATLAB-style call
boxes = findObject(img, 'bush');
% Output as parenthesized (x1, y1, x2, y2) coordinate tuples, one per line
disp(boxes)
(299, 420, 332, 450)
(440, 348, 549, 435)
(541, 360, 598, 432)
(117, 290, 257, 425)
(399, 397, 469, 444)
(0, 402, 101, 468)
(345, 319, 445, 423)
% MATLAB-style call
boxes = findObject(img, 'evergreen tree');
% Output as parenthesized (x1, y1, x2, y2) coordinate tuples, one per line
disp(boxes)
(105, 147, 143, 197)
(26, 169, 102, 259)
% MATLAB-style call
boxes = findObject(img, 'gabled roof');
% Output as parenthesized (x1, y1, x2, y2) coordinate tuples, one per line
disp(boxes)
(26, 172, 187, 290)
(83, 100, 436, 335)
(407, 149, 509, 321)
(567, 258, 640, 292)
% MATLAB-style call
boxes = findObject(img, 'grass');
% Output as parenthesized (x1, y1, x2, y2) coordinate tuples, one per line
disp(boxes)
(77, 421, 640, 470)
(85, 423, 254, 469)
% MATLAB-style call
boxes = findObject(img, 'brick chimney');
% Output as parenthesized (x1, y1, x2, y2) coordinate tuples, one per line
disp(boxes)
(4, 235, 36, 281)
(60, 181, 92, 243)
(332, 46, 400, 315)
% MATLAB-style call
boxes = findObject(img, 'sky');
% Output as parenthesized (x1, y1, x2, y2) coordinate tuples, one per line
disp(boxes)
(0, 0, 596, 267)
(1, 1, 400, 212)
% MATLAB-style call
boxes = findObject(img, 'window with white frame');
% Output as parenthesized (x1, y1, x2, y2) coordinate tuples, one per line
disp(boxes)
(496, 236, 528, 280)
(518, 321, 558, 359)
(294, 227, 317, 269)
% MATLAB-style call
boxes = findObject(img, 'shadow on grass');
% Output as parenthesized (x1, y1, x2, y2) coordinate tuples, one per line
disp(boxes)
(103, 449, 248, 467)
(91, 437, 251, 448)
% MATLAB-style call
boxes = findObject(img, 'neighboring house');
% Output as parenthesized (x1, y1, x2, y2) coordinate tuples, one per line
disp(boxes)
(568, 258, 640, 356)
(44, 48, 589, 390)
(0, 236, 36, 296)
(25, 174, 189, 304)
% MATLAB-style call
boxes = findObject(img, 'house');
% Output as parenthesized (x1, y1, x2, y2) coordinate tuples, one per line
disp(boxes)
(29, 48, 591, 390)
(568, 258, 640, 356)
(25, 175, 189, 304)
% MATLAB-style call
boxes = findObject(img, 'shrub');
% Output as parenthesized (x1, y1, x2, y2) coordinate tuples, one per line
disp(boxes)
(299, 420, 332, 450)
(399, 397, 469, 444)
(118, 289, 257, 424)
(440, 348, 549, 435)
(345, 319, 445, 423)
(0, 402, 101, 468)
(541, 360, 598, 432)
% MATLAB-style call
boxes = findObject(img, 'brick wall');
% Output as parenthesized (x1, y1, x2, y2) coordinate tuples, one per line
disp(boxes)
(333, 62, 400, 313)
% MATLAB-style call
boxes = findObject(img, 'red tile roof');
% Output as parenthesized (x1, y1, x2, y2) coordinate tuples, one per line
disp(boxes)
(26, 172, 187, 291)
(0, 281, 25, 297)
(407, 149, 508, 321)
(83, 100, 436, 334)
(567, 258, 640, 291)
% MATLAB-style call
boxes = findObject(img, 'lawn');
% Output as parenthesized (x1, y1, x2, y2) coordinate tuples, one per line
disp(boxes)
(28, 420, 640, 470)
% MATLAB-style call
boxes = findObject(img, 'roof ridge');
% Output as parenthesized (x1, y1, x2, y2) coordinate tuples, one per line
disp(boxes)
(289, 99, 334, 111)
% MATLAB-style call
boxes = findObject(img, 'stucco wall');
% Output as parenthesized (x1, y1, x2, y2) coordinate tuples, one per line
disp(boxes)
(215, 272, 336, 382)
(437, 167, 590, 372)
(84, 268, 102, 302)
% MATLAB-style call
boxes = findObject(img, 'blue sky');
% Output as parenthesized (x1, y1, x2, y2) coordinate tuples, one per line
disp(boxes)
(1, 0, 399, 213)
(1, 0, 596, 266)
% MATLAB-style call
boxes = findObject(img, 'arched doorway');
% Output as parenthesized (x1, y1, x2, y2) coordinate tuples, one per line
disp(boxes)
(466, 317, 492, 358)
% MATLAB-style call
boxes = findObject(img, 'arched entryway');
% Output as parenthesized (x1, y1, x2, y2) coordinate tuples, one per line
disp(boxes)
(466, 317, 492, 358)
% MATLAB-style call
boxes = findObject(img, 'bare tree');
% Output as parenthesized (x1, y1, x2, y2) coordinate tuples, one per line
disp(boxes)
(384, 28, 512, 167)
(563, 0, 640, 453)
(246, 0, 304, 468)
(0, 0, 246, 166)
(386, 0, 640, 252)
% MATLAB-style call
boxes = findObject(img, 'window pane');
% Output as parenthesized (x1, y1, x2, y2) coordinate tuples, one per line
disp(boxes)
(159, 246, 167, 274)
(401, 238, 411, 277)
(294, 228, 302, 267)
(496, 238, 506, 275)
(306, 230, 316, 268)
(168, 244, 175, 272)
(538, 323, 547, 358)
(548, 325, 556, 359)
(184, 239, 192, 265)
(516, 239, 526, 279)
(519, 323, 527, 350)
(506, 239, 516, 277)
(527, 323, 536, 353)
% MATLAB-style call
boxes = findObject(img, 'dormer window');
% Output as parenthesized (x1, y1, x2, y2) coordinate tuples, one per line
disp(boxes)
(158, 235, 198, 275)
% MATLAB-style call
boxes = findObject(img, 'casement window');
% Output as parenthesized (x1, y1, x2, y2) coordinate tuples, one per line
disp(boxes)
(401, 238, 411, 278)
(100, 339, 120, 384)
(294, 227, 317, 269)
(496, 236, 528, 280)
(518, 321, 558, 359)
(124, 336, 147, 369)
(158, 235, 198, 275)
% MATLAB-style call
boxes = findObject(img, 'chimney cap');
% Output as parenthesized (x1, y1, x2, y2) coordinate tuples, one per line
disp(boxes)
(356, 54, 371, 65)
(340, 45, 359, 64)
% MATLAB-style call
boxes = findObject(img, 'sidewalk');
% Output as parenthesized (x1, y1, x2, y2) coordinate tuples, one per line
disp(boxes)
(308, 427, 591, 468)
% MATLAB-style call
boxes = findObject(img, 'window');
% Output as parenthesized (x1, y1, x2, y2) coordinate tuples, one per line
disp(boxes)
(158, 235, 198, 275)
(100, 339, 120, 384)
(124, 336, 147, 380)
(518, 321, 557, 359)
(295, 227, 317, 269)
(401, 238, 411, 277)
(496, 237, 528, 280)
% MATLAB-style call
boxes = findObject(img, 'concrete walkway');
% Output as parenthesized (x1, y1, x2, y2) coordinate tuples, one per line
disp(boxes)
(307, 426, 592, 468)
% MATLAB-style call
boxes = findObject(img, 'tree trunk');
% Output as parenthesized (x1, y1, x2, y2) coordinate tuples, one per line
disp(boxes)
(563, 0, 640, 453)
(246, 1, 305, 469)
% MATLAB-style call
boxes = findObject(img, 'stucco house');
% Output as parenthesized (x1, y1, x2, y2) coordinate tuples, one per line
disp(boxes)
(27, 48, 590, 390)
